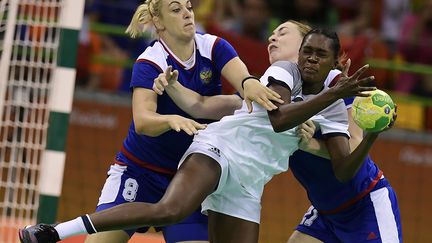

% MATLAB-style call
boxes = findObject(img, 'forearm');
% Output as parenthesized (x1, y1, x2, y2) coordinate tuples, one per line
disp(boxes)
(134, 112, 175, 137)
(165, 83, 242, 120)
(333, 133, 378, 182)
(221, 57, 250, 97)
(270, 89, 339, 132)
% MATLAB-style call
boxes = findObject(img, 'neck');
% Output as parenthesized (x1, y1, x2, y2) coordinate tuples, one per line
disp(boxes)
(160, 35, 194, 61)
(302, 82, 324, 95)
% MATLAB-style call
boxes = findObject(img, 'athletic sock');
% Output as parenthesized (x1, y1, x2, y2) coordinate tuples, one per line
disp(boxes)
(54, 214, 97, 239)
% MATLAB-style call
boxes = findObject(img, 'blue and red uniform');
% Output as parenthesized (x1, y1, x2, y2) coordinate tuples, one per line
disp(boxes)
(95, 33, 237, 243)
(289, 70, 402, 242)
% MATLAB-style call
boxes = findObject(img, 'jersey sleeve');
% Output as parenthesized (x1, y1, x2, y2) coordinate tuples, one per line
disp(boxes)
(344, 97, 354, 108)
(129, 61, 163, 90)
(314, 100, 350, 138)
(212, 37, 238, 72)
(260, 61, 299, 88)
(326, 69, 354, 109)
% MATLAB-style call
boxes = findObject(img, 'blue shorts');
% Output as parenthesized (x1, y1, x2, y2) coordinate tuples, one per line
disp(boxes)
(296, 183, 402, 242)
(95, 163, 208, 243)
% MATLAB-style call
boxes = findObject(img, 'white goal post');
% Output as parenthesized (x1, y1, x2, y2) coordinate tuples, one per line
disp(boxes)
(0, 0, 84, 242)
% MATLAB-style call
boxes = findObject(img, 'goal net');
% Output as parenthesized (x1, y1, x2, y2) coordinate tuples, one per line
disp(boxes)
(0, 0, 83, 242)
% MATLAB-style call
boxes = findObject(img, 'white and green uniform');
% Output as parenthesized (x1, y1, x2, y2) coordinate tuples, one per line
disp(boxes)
(179, 61, 349, 223)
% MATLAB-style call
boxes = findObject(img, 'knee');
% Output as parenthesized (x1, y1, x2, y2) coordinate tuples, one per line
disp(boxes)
(158, 204, 188, 225)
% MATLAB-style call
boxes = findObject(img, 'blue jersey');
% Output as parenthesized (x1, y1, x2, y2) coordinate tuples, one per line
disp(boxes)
(119, 33, 237, 172)
(289, 70, 381, 212)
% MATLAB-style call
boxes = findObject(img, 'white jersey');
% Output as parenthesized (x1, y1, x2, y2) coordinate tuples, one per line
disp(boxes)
(194, 61, 348, 197)
(180, 62, 349, 223)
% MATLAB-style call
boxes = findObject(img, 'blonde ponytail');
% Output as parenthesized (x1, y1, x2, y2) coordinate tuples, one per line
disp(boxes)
(126, 0, 162, 38)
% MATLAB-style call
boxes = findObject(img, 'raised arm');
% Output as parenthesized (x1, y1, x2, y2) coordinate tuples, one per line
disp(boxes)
(221, 57, 284, 112)
(268, 64, 375, 132)
(153, 66, 242, 120)
(132, 87, 206, 137)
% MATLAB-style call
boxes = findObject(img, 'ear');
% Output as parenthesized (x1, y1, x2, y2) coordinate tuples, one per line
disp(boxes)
(153, 16, 165, 31)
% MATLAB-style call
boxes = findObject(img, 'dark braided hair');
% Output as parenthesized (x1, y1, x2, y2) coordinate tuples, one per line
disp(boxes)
(300, 28, 341, 60)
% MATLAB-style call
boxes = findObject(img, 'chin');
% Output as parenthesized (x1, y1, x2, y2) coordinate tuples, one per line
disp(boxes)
(269, 55, 280, 64)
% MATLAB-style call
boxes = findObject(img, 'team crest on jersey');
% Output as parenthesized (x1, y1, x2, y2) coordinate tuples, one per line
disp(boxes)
(200, 68, 212, 84)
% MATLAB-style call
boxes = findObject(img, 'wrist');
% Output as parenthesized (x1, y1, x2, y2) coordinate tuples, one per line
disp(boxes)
(241, 76, 260, 89)
(165, 81, 181, 91)
(324, 88, 340, 100)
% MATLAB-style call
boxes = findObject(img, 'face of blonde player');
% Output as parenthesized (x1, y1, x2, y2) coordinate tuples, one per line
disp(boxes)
(267, 22, 304, 64)
(157, 0, 195, 43)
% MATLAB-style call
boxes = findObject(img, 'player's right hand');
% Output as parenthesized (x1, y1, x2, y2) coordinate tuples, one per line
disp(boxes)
(243, 78, 284, 112)
(167, 115, 207, 136)
(153, 66, 179, 95)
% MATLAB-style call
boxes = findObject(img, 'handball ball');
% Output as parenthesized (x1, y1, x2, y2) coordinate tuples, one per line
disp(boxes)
(351, 89, 395, 132)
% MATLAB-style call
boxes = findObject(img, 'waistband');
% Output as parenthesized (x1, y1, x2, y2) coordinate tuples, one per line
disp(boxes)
(318, 170, 384, 215)
(117, 145, 176, 176)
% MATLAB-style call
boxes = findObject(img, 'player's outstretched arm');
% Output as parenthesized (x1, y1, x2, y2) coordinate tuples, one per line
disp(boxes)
(268, 64, 375, 132)
(133, 87, 206, 137)
(222, 57, 284, 112)
(153, 66, 242, 120)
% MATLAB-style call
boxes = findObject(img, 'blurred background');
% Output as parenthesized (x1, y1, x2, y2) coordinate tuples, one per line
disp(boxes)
(1, 0, 432, 242)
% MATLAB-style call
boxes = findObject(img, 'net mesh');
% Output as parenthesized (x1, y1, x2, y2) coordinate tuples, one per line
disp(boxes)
(0, 0, 62, 242)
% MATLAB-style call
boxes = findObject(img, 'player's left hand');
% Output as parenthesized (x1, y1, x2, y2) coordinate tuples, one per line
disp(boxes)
(377, 104, 398, 133)
(243, 78, 284, 113)
(153, 66, 179, 95)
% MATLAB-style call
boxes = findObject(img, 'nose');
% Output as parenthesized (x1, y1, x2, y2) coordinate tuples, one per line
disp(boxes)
(268, 34, 276, 43)
(184, 7, 192, 18)
(307, 53, 318, 63)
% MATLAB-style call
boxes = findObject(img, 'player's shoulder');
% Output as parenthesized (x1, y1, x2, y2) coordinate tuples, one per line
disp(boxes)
(268, 61, 301, 79)
(136, 40, 168, 71)
(194, 32, 219, 45)
(195, 32, 221, 60)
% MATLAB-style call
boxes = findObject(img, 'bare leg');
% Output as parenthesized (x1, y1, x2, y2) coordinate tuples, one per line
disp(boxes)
(89, 153, 221, 232)
(84, 231, 129, 243)
(287, 230, 323, 243)
(208, 211, 259, 243)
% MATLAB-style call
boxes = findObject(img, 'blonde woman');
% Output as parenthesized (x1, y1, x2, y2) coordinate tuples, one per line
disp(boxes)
(21, 1, 282, 243)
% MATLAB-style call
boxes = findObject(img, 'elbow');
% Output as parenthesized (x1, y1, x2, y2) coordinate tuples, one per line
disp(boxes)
(271, 121, 294, 133)
(335, 174, 351, 183)
(333, 166, 353, 183)
(272, 124, 284, 133)
(269, 118, 283, 133)
(270, 118, 295, 133)
(134, 122, 161, 137)
(268, 111, 297, 133)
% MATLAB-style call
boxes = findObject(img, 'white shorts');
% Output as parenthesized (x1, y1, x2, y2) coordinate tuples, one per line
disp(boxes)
(179, 141, 262, 224)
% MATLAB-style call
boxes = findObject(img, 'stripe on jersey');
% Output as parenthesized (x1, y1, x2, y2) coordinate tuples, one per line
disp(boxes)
(371, 187, 400, 242)
(195, 33, 218, 60)
(135, 59, 163, 72)
(136, 41, 168, 72)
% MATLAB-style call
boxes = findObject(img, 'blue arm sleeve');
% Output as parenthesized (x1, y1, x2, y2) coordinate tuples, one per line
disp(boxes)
(129, 61, 162, 91)
(212, 37, 238, 73)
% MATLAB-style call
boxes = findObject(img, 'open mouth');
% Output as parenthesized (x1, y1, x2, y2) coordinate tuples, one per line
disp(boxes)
(268, 45, 277, 51)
